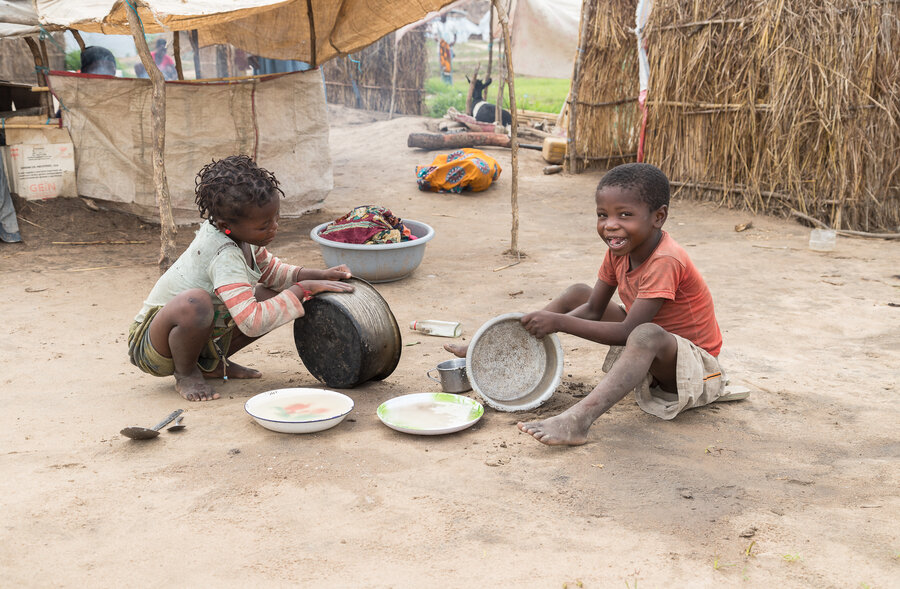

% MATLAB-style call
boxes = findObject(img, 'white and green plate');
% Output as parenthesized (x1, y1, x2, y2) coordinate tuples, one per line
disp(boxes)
(377, 393, 484, 435)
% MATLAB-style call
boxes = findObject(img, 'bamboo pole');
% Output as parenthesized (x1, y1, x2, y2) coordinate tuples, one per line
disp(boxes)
(189, 30, 202, 79)
(566, 0, 595, 174)
(70, 30, 86, 52)
(125, 3, 177, 273)
(173, 32, 184, 80)
(492, 0, 520, 257)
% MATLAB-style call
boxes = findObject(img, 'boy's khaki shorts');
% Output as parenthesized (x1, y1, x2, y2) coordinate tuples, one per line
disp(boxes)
(127, 306, 231, 377)
(603, 333, 726, 420)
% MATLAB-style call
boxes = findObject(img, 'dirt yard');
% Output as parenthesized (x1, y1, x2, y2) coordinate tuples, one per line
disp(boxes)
(2, 106, 898, 588)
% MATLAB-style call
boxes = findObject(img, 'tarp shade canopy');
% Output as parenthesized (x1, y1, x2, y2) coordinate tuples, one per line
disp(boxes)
(0, 0, 456, 62)
(46, 69, 331, 224)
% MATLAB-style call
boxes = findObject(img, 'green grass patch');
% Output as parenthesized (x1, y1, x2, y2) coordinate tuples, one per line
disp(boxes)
(423, 39, 570, 118)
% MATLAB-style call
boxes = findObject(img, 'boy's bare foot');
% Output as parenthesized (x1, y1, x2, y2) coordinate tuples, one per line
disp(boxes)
(175, 370, 220, 402)
(443, 343, 468, 358)
(517, 409, 594, 446)
(202, 360, 262, 380)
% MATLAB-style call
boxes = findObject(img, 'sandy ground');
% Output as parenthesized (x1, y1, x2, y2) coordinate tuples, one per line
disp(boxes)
(2, 105, 899, 588)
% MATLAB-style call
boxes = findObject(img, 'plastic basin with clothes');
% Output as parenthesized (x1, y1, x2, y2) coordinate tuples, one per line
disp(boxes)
(310, 219, 435, 283)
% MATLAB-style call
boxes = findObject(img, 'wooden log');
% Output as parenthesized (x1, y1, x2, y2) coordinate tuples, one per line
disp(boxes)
(493, 0, 520, 256)
(126, 2, 177, 273)
(407, 132, 511, 150)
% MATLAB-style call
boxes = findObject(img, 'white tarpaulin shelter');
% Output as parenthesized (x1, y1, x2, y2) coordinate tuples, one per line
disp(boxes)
(1, 0, 455, 228)
(507, 0, 580, 79)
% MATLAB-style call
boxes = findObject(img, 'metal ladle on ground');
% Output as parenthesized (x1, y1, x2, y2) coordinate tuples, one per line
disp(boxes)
(120, 409, 184, 440)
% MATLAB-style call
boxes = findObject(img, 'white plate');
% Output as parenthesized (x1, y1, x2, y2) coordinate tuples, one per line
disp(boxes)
(245, 388, 354, 434)
(376, 393, 484, 435)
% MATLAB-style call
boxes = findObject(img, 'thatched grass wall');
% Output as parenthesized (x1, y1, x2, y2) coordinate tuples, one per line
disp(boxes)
(323, 29, 426, 115)
(574, 1, 900, 233)
(569, 1, 641, 172)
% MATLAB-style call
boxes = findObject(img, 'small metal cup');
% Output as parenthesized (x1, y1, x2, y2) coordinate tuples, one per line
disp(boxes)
(426, 358, 471, 393)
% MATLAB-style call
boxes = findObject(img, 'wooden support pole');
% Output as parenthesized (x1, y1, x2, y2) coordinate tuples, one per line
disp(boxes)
(189, 30, 202, 79)
(305, 0, 318, 68)
(70, 30, 86, 52)
(23, 37, 53, 116)
(494, 35, 505, 126)
(487, 3, 494, 79)
(125, 3, 177, 273)
(388, 32, 399, 119)
(465, 62, 480, 116)
(492, 0, 520, 256)
(566, 0, 595, 174)
(173, 32, 184, 80)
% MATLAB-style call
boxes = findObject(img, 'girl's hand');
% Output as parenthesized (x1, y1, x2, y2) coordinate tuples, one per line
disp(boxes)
(520, 310, 559, 339)
(321, 265, 352, 281)
(296, 280, 355, 296)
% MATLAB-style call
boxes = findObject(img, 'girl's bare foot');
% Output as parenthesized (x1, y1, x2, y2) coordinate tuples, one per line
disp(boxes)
(175, 370, 220, 402)
(202, 360, 262, 380)
(517, 408, 594, 446)
(443, 343, 468, 358)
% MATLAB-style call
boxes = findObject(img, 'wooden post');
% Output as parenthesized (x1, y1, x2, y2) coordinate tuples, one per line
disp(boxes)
(465, 62, 480, 116)
(486, 3, 494, 79)
(189, 30, 202, 79)
(173, 32, 184, 80)
(494, 37, 505, 126)
(126, 3, 177, 272)
(567, 0, 595, 174)
(305, 0, 318, 68)
(70, 30, 86, 52)
(23, 37, 53, 116)
(388, 32, 399, 119)
(215, 45, 229, 78)
(492, 0, 520, 257)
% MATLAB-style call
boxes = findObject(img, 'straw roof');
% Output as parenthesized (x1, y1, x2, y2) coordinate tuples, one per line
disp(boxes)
(572, 0, 900, 233)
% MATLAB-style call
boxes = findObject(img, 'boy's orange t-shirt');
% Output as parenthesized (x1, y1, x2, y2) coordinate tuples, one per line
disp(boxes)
(597, 230, 722, 356)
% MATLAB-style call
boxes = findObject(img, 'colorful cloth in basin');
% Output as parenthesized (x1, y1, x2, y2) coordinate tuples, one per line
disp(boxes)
(319, 205, 416, 245)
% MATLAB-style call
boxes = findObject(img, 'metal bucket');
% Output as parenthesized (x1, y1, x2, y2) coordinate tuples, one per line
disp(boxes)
(426, 358, 471, 393)
(293, 278, 401, 388)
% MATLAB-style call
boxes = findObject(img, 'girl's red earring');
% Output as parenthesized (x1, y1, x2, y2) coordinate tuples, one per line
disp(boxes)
(224, 229, 231, 235)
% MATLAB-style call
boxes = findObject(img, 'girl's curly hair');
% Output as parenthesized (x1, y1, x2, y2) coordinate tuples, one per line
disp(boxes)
(194, 155, 284, 223)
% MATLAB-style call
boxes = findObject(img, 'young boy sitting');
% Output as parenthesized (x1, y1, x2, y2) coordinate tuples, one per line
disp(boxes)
(447, 163, 745, 446)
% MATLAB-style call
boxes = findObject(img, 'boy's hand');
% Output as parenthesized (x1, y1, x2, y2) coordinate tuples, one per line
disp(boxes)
(321, 265, 352, 281)
(521, 310, 559, 338)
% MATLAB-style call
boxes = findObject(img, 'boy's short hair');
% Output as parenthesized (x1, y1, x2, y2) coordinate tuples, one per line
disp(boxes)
(80, 46, 116, 76)
(194, 155, 284, 223)
(596, 163, 670, 211)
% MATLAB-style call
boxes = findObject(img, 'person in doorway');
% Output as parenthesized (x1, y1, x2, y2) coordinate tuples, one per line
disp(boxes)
(80, 46, 117, 76)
